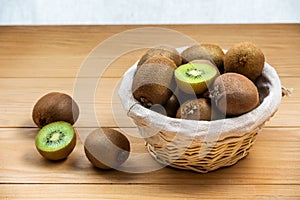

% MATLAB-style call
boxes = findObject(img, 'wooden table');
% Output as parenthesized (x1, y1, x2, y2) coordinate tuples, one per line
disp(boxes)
(0, 24, 299, 199)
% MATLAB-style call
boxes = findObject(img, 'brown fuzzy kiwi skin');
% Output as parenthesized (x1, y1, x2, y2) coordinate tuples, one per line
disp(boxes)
(132, 62, 174, 107)
(36, 127, 77, 161)
(201, 44, 225, 73)
(84, 128, 130, 170)
(181, 45, 211, 64)
(211, 73, 260, 116)
(164, 94, 180, 117)
(176, 98, 212, 121)
(137, 46, 182, 67)
(224, 42, 265, 81)
(32, 92, 80, 128)
(142, 55, 177, 70)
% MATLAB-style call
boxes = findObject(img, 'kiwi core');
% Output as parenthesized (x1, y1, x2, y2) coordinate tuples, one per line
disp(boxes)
(185, 69, 205, 78)
(48, 131, 63, 143)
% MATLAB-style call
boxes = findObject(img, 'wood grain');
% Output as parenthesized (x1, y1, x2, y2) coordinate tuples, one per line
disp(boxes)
(0, 24, 299, 199)
(1, 184, 299, 200)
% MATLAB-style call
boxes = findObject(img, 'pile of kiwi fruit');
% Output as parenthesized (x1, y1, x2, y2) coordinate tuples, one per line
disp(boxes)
(132, 42, 265, 120)
(32, 92, 130, 170)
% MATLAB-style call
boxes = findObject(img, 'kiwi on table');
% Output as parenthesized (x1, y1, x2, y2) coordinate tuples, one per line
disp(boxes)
(132, 61, 175, 107)
(137, 46, 182, 67)
(35, 121, 76, 161)
(176, 98, 212, 121)
(84, 128, 130, 170)
(181, 45, 212, 64)
(201, 43, 225, 73)
(224, 42, 265, 81)
(211, 73, 260, 116)
(174, 60, 219, 95)
(32, 92, 79, 128)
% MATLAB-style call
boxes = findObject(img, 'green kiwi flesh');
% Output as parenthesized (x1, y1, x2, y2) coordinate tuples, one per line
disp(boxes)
(84, 128, 130, 170)
(174, 60, 218, 95)
(32, 92, 79, 128)
(224, 42, 265, 81)
(35, 121, 76, 160)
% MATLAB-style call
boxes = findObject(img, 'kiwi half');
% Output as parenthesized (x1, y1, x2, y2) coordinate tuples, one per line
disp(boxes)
(211, 73, 260, 116)
(35, 121, 76, 160)
(32, 92, 79, 128)
(137, 46, 182, 67)
(174, 60, 219, 95)
(84, 128, 130, 170)
(224, 42, 265, 81)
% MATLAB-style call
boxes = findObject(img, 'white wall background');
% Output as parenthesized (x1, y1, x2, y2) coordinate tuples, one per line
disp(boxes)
(0, 0, 299, 25)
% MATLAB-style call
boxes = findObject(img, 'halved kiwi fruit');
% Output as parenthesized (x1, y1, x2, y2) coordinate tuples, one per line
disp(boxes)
(137, 46, 182, 67)
(32, 92, 79, 128)
(174, 60, 219, 95)
(211, 73, 260, 116)
(84, 128, 130, 170)
(35, 121, 76, 161)
(224, 42, 265, 81)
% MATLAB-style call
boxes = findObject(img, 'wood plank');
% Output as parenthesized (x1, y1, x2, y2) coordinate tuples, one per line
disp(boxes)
(0, 127, 299, 184)
(1, 184, 299, 200)
(0, 76, 298, 127)
(0, 24, 299, 78)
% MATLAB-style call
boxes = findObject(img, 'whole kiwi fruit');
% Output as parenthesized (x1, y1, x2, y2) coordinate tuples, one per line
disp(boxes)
(176, 98, 212, 121)
(142, 55, 177, 70)
(137, 46, 182, 67)
(211, 73, 260, 116)
(84, 128, 130, 170)
(181, 45, 212, 64)
(32, 92, 79, 128)
(201, 43, 225, 73)
(224, 42, 265, 81)
(164, 94, 180, 117)
(35, 121, 76, 161)
(132, 61, 175, 107)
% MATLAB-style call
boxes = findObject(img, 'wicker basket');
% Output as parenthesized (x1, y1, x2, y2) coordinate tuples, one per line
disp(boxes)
(118, 59, 282, 173)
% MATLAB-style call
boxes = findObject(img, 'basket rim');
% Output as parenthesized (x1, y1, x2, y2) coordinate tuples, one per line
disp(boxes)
(118, 48, 282, 140)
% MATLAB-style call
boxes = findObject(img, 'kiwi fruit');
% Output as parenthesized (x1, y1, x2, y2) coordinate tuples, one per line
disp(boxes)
(164, 94, 180, 117)
(181, 45, 212, 64)
(224, 42, 265, 81)
(174, 60, 219, 95)
(132, 61, 175, 107)
(32, 92, 79, 128)
(84, 128, 130, 170)
(211, 73, 260, 116)
(142, 55, 177, 70)
(201, 43, 225, 73)
(35, 121, 76, 160)
(137, 46, 182, 67)
(176, 98, 212, 121)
